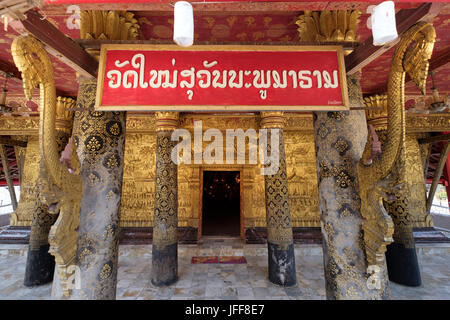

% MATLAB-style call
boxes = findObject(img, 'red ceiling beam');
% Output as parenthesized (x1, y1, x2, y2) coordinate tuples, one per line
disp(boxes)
(345, 2, 442, 75)
(0, 59, 23, 80)
(20, 9, 98, 78)
(428, 47, 450, 73)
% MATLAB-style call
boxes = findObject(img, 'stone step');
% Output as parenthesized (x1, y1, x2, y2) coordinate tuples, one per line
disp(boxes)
(3, 243, 448, 261)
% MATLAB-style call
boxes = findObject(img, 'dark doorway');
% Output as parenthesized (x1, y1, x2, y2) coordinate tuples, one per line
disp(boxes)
(202, 171, 241, 237)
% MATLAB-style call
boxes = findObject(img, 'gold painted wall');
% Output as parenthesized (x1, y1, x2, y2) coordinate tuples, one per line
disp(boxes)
(119, 133, 156, 227)
(285, 130, 320, 227)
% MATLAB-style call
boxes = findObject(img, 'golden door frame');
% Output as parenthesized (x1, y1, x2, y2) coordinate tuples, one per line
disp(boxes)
(199, 166, 245, 241)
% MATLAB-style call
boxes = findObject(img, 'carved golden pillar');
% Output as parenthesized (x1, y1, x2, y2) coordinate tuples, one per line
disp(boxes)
(260, 112, 296, 287)
(151, 112, 179, 286)
(24, 97, 75, 287)
(365, 94, 422, 287)
(313, 74, 389, 299)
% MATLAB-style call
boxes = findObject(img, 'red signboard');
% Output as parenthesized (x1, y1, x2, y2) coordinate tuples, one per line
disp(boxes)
(95, 45, 348, 111)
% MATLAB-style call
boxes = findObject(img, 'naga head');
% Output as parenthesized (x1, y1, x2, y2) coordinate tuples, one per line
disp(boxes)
(398, 22, 436, 95)
(11, 35, 53, 101)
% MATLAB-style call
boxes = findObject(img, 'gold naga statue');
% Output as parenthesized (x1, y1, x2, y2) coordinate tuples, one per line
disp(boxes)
(358, 21, 436, 282)
(12, 35, 82, 296)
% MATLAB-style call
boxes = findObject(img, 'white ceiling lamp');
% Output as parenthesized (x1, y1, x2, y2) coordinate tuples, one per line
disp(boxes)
(173, 1, 194, 47)
(367, 1, 398, 46)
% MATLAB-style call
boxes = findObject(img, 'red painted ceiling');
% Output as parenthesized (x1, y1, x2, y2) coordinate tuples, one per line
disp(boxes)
(0, 2, 448, 105)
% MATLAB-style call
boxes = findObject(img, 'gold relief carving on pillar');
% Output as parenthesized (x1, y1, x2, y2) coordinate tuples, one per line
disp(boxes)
(285, 131, 320, 227)
(263, 129, 293, 247)
(296, 10, 361, 43)
(153, 131, 178, 248)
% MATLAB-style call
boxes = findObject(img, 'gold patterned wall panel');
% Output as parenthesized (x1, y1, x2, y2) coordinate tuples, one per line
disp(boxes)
(247, 166, 266, 227)
(119, 133, 156, 227)
(177, 164, 196, 227)
(285, 130, 320, 227)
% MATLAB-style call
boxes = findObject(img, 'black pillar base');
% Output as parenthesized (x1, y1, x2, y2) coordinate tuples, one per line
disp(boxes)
(386, 242, 421, 287)
(267, 242, 297, 287)
(23, 244, 55, 287)
(151, 242, 178, 287)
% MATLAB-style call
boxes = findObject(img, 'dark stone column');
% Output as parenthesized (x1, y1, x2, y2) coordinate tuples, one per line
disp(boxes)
(260, 112, 296, 287)
(24, 206, 57, 286)
(71, 78, 126, 299)
(151, 112, 179, 287)
(313, 74, 390, 299)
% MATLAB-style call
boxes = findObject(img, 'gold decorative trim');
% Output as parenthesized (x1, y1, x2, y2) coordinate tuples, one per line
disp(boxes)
(296, 10, 361, 43)
(155, 112, 179, 132)
(406, 113, 450, 133)
(80, 10, 140, 41)
(364, 94, 388, 130)
(55, 97, 75, 133)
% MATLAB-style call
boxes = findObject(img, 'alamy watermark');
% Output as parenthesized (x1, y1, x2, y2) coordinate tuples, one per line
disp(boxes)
(366, 265, 382, 290)
(170, 121, 280, 175)
(66, 265, 81, 290)
(66, 5, 81, 30)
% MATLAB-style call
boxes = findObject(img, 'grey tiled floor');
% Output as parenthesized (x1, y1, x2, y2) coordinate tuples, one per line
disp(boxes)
(0, 238, 449, 300)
